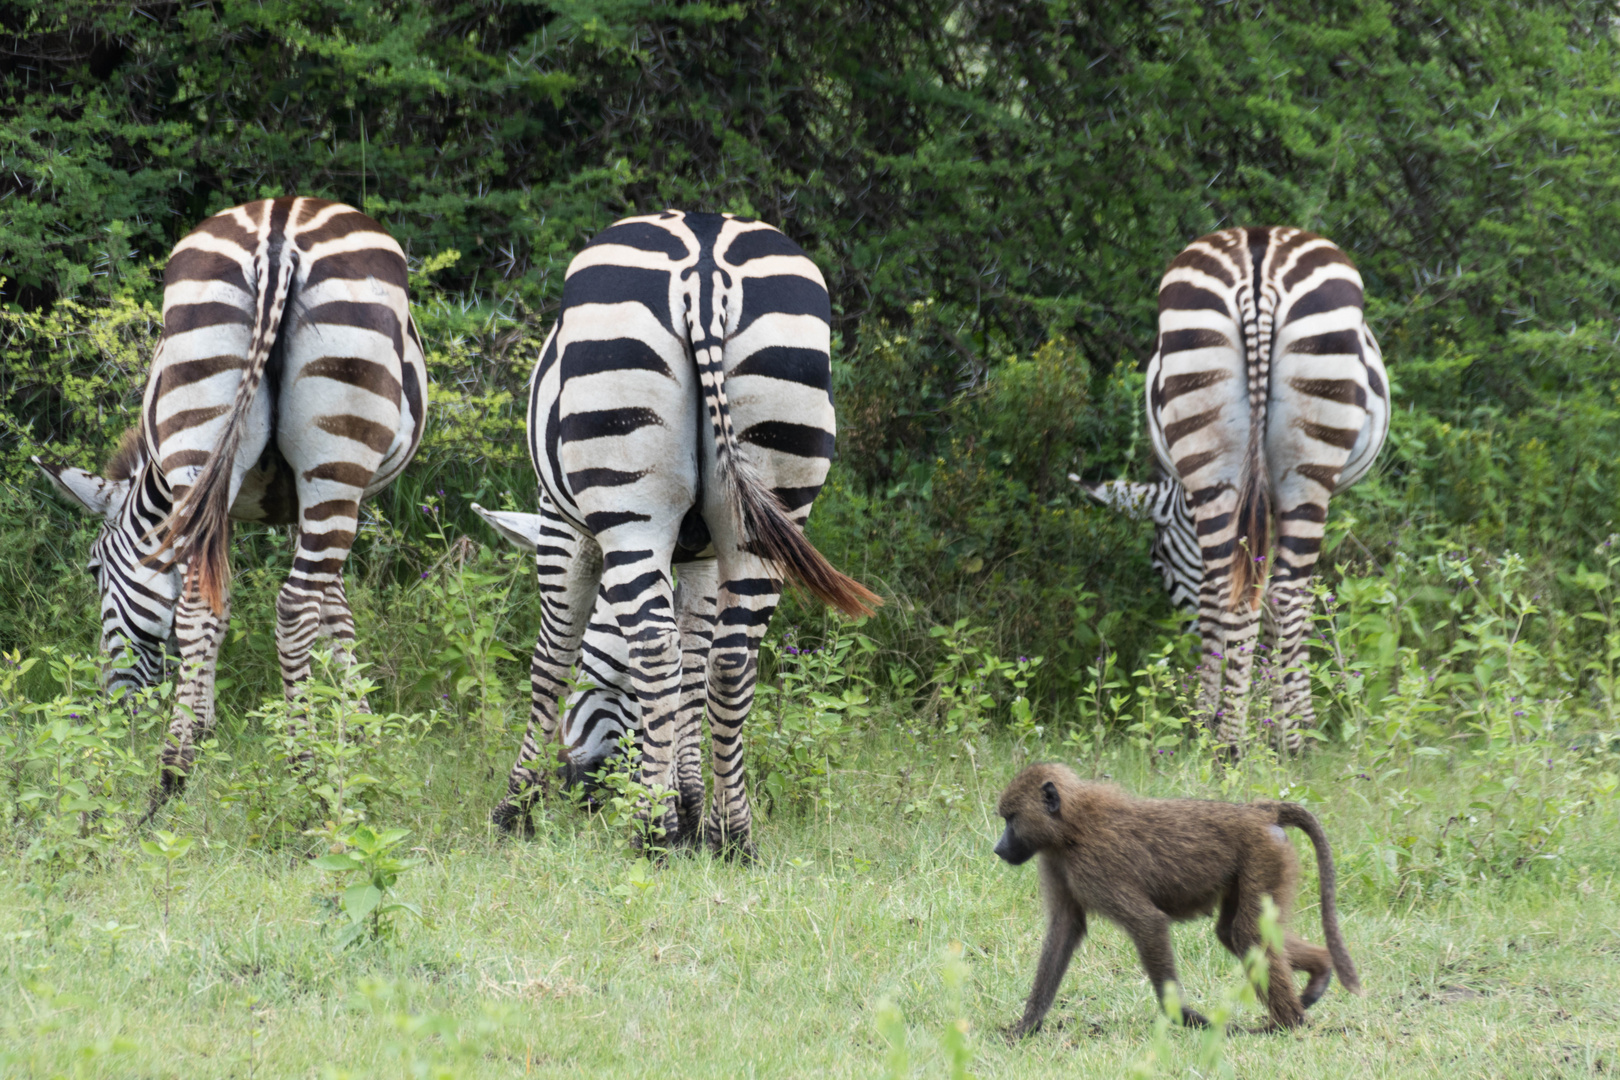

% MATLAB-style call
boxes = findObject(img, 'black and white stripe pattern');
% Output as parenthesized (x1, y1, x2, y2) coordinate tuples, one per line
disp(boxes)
(36, 197, 426, 801)
(473, 502, 716, 837)
(488, 209, 876, 856)
(1086, 227, 1389, 753)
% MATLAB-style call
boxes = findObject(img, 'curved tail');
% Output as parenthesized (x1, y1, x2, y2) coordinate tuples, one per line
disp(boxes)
(688, 315, 879, 619)
(1277, 803, 1362, 994)
(153, 240, 300, 614)
(1229, 248, 1272, 611)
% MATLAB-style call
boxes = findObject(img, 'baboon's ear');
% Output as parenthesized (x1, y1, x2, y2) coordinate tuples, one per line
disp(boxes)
(1041, 780, 1061, 816)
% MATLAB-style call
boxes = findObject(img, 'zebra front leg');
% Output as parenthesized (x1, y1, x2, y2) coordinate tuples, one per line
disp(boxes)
(151, 579, 232, 810)
(492, 505, 600, 835)
(673, 559, 718, 846)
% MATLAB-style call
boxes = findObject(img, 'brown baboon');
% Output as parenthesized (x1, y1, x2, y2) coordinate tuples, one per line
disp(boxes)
(994, 763, 1361, 1036)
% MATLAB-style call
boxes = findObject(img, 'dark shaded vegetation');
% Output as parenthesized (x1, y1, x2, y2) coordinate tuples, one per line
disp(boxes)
(6, 0, 1620, 712)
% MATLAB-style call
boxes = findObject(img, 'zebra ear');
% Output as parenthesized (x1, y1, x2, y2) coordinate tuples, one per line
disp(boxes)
(33, 457, 124, 517)
(470, 502, 543, 551)
(1074, 476, 1155, 523)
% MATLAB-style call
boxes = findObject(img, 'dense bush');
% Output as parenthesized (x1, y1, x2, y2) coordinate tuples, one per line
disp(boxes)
(7, 0, 1620, 695)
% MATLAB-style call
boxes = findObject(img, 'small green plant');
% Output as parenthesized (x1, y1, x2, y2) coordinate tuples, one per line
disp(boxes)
(751, 620, 875, 814)
(138, 829, 195, 929)
(588, 731, 676, 853)
(311, 824, 424, 947)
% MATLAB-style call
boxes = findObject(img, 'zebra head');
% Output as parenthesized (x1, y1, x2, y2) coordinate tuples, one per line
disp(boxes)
(470, 503, 638, 784)
(1072, 474, 1200, 614)
(34, 445, 180, 693)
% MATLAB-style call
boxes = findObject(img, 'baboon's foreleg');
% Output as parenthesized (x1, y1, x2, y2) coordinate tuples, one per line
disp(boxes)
(1011, 903, 1086, 1037)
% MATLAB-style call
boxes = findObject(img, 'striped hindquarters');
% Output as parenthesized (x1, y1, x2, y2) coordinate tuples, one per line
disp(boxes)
(143, 197, 424, 609)
(1147, 226, 1376, 610)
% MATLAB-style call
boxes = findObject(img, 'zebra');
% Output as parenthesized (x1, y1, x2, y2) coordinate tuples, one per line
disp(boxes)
(488, 209, 877, 856)
(473, 501, 716, 837)
(1078, 227, 1389, 754)
(34, 197, 427, 805)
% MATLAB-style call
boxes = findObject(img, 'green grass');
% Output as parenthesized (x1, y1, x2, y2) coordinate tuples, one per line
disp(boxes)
(2, 730, 1615, 1080)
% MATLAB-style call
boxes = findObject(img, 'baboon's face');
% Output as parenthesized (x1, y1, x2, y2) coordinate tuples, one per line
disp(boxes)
(993, 775, 1064, 865)
(994, 816, 1037, 864)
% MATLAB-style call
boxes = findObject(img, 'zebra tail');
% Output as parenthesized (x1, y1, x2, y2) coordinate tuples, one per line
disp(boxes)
(153, 244, 300, 615)
(693, 332, 880, 619)
(1229, 267, 1271, 613)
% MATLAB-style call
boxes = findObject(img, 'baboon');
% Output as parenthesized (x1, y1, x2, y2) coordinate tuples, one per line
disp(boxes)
(994, 763, 1361, 1036)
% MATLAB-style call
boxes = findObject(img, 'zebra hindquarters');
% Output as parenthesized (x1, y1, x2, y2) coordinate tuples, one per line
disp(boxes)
(1262, 315, 1374, 750)
(494, 496, 604, 835)
(1150, 310, 1258, 748)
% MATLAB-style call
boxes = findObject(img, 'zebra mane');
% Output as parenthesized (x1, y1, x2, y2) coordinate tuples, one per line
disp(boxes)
(104, 427, 146, 483)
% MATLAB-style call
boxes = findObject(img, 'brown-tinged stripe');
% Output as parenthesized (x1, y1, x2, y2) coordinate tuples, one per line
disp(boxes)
(1166, 248, 1237, 286)
(1158, 281, 1229, 315)
(302, 461, 375, 488)
(1294, 463, 1340, 489)
(314, 414, 396, 454)
(158, 355, 248, 393)
(1281, 244, 1352, 291)
(1283, 278, 1361, 324)
(296, 210, 388, 248)
(301, 249, 409, 291)
(1286, 329, 1361, 356)
(1162, 405, 1224, 447)
(299, 356, 402, 403)
(156, 404, 229, 443)
(302, 499, 358, 522)
(299, 530, 356, 551)
(191, 211, 258, 248)
(1160, 328, 1233, 355)
(161, 450, 210, 471)
(165, 301, 253, 335)
(1176, 449, 1222, 477)
(1279, 503, 1327, 523)
(1160, 368, 1233, 407)
(294, 198, 341, 227)
(1287, 377, 1366, 407)
(1295, 419, 1361, 450)
(165, 249, 251, 294)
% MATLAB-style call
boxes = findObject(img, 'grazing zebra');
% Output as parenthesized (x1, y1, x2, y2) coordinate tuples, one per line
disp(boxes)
(34, 197, 426, 803)
(489, 209, 877, 856)
(473, 502, 716, 838)
(1080, 227, 1389, 753)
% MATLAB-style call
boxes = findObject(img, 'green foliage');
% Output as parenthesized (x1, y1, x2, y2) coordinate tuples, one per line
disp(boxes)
(750, 620, 875, 815)
(588, 730, 677, 854)
(312, 824, 425, 947)
(137, 829, 195, 929)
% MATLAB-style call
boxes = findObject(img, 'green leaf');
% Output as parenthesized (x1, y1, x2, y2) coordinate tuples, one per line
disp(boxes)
(312, 853, 361, 872)
(342, 884, 384, 924)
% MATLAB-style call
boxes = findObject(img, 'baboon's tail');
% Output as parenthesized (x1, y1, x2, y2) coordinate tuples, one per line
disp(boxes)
(1229, 252, 1272, 612)
(152, 236, 300, 615)
(1277, 803, 1362, 994)
(687, 305, 879, 618)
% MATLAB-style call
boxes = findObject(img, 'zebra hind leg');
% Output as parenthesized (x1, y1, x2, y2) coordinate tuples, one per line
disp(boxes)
(673, 560, 718, 847)
(1266, 576, 1317, 755)
(150, 580, 232, 814)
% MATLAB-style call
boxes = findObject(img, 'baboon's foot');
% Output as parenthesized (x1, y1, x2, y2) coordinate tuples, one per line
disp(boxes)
(1300, 969, 1333, 1009)
(1179, 1006, 1211, 1029)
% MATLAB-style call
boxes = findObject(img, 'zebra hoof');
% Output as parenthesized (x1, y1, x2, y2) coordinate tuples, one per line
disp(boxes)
(705, 821, 756, 864)
(491, 800, 535, 838)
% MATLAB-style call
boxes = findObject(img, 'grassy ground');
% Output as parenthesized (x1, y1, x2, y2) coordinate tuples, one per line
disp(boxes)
(1, 728, 1615, 1080)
